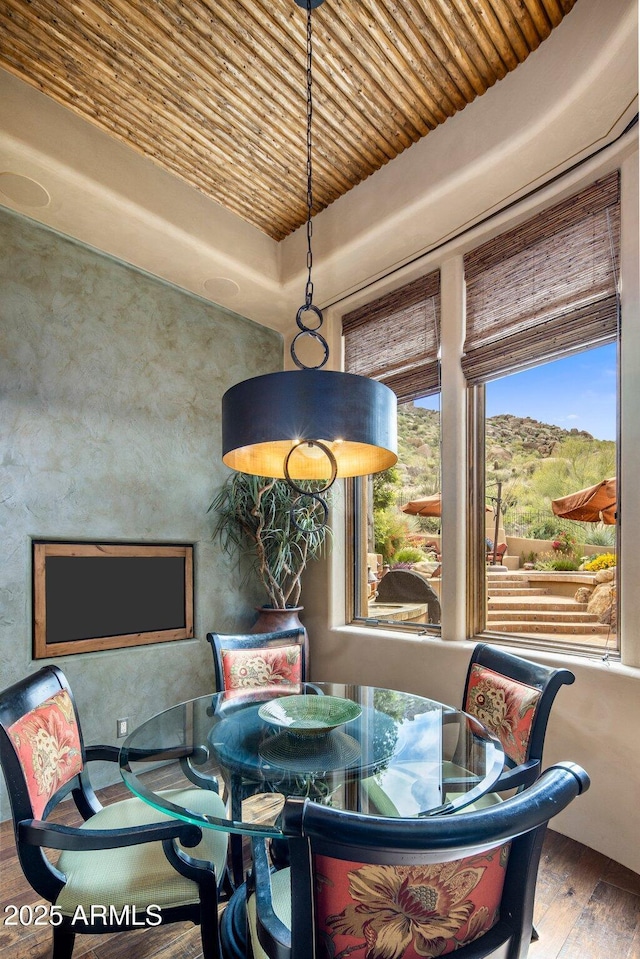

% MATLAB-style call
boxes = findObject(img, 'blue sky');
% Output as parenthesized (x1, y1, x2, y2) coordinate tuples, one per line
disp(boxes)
(416, 344, 617, 441)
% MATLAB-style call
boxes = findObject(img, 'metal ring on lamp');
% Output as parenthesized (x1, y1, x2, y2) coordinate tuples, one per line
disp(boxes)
(284, 440, 338, 492)
(295, 303, 324, 331)
(290, 304, 330, 370)
(284, 440, 337, 531)
(290, 328, 330, 369)
(289, 491, 330, 532)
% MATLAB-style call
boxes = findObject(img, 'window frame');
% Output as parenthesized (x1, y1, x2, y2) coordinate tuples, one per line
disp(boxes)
(349, 391, 443, 638)
(467, 373, 620, 659)
(342, 163, 634, 662)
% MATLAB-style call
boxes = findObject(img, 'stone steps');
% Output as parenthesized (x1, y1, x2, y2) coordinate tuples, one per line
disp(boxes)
(487, 609, 596, 623)
(486, 572, 521, 580)
(487, 620, 610, 635)
(488, 587, 551, 597)
(486, 571, 605, 635)
(488, 598, 587, 612)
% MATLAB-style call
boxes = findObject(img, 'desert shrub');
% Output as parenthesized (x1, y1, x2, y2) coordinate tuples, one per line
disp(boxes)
(374, 509, 410, 562)
(551, 530, 580, 556)
(529, 519, 561, 539)
(406, 533, 439, 552)
(534, 551, 581, 571)
(416, 516, 441, 534)
(583, 552, 617, 572)
(393, 546, 427, 565)
(585, 527, 617, 547)
(551, 557, 582, 571)
(372, 466, 401, 512)
(530, 530, 583, 569)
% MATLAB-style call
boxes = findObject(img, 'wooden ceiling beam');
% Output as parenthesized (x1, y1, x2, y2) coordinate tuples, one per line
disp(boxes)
(0, 0, 578, 239)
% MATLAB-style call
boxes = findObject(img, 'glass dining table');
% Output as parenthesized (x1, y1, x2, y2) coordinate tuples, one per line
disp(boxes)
(119, 682, 505, 844)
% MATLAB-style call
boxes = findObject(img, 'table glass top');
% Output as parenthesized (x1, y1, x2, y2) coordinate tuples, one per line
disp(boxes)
(119, 683, 504, 837)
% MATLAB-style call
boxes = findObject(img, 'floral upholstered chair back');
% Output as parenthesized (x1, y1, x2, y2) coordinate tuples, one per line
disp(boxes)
(6, 687, 83, 819)
(464, 663, 542, 767)
(241, 765, 587, 959)
(208, 628, 307, 697)
(310, 845, 511, 958)
(220, 642, 302, 693)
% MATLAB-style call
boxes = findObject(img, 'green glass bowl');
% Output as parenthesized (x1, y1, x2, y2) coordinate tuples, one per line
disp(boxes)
(258, 695, 362, 736)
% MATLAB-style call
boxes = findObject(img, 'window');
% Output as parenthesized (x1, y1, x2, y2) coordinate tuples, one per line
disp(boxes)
(340, 168, 623, 658)
(464, 173, 620, 655)
(479, 347, 618, 654)
(342, 272, 442, 632)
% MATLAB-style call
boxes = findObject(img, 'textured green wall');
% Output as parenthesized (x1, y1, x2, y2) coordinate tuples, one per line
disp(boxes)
(0, 206, 282, 813)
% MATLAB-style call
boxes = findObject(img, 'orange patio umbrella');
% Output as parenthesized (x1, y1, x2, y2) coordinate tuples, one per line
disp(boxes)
(551, 477, 617, 525)
(403, 495, 493, 518)
(402, 494, 443, 517)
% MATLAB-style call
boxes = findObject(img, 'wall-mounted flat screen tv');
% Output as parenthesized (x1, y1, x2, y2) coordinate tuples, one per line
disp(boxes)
(33, 542, 194, 658)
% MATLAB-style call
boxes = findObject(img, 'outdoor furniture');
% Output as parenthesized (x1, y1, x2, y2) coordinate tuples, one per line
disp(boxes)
(486, 542, 508, 564)
(0, 666, 228, 959)
(221, 762, 589, 959)
(375, 568, 441, 623)
(425, 539, 442, 560)
(461, 643, 575, 795)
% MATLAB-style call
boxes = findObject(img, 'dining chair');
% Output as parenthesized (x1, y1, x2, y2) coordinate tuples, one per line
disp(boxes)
(0, 665, 228, 959)
(461, 643, 575, 794)
(206, 627, 308, 694)
(207, 626, 308, 886)
(221, 761, 589, 959)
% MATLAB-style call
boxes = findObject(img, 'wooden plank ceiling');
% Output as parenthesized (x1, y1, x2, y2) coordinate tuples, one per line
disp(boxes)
(0, 0, 577, 241)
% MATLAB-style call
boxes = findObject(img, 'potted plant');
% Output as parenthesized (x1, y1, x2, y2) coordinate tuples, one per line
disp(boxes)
(210, 472, 332, 630)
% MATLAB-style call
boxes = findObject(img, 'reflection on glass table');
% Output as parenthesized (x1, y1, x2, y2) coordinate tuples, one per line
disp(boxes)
(119, 682, 505, 840)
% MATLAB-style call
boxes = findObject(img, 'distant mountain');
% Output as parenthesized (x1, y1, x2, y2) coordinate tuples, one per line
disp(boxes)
(485, 413, 593, 459)
(396, 403, 597, 500)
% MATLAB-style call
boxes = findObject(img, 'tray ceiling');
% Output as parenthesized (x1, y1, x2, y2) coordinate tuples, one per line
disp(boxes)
(0, 0, 577, 241)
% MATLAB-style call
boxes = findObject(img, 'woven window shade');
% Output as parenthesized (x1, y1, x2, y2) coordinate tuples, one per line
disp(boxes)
(342, 271, 440, 403)
(462, 172, 620, 383)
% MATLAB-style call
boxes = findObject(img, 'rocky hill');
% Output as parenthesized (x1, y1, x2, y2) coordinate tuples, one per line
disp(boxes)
(396, 402, 600, 500)
(485, 413, 593, 459)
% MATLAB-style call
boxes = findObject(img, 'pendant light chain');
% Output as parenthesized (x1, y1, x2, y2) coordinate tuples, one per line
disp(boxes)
(285, 0, 337, 527)
(304, 0, 314, 308)
(220, 0, 398, 497)
(290, 0, 329, 371)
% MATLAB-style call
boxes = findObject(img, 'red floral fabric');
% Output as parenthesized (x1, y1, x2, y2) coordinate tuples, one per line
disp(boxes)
(7, 690, 83, 819)
(221, 644, 302, 693)
(314, 845, 510, 958)
(465, 664, 541, 766)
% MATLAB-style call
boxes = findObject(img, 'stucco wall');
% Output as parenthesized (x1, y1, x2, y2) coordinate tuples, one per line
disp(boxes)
(0, 207, 281, 817)
(507, 536, 614, 564)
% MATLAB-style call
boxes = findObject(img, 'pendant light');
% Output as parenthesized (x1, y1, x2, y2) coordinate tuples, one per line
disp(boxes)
(222, 0, 398, 493)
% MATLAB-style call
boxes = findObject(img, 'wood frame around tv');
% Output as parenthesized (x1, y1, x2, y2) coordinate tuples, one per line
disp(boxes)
(33, 542, 194, 659)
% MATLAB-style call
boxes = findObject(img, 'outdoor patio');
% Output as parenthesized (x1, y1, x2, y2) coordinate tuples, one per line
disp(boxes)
(485, 569, 616, 651)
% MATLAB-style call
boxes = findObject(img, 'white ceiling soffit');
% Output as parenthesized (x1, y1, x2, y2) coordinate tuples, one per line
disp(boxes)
(0, 0, 637, 334)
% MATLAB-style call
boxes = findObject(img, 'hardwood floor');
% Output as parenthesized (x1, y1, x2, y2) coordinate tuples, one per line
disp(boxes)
(1, 777, 639, 958)
(532, 830, 640, 959)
